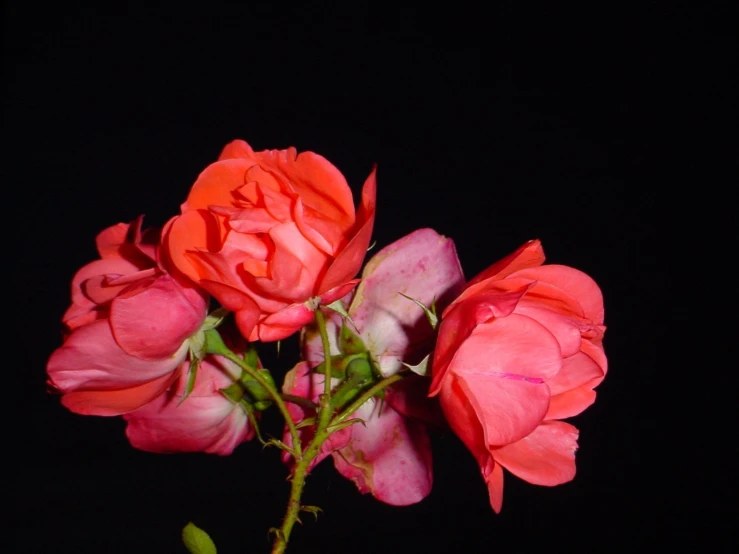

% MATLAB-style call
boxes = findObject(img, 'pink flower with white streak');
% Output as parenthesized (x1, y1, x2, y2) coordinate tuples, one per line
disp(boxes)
(47, 217, 209, 416)
(283, 228, 465, 505)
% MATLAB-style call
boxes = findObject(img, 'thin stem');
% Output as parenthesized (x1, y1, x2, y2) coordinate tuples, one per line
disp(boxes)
(269, 426, 329, 554)
(270, 307, 336, 554)
(219, 350, 302, 459)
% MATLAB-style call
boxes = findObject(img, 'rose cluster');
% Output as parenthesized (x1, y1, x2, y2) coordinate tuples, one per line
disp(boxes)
(47, 139, 606, 513)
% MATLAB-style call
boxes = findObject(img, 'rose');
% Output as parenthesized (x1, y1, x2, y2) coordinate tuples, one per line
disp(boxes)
(429, 239, 607, 512)
(163, 139, 377, 342)
(283, 228, 465, 505)
(47, 217, 208, 415)
(123, 338, 256, 456)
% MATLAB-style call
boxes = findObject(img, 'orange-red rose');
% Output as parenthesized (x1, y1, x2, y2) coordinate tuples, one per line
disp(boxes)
(163, 139, 376, 342)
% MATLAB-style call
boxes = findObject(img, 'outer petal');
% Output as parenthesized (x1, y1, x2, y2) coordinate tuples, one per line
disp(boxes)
(319, 166, 377, 293)
(348, 228, 465, 377)
(332, 398, 433, 506)
(429, 284, 533, 396)
(447, 239, 545, 310)
(182, 158, 255, 213)
(58, 372, 178, 416)
(512, 264, 604, 324)
(493, 421, 579, 486)
(110, 274, 207, 360)
(47, 320, 188, 393)
(123, 356, 253, 455)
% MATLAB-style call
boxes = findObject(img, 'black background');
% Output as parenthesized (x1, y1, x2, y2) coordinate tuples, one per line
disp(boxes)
(5, 3, 735, 553)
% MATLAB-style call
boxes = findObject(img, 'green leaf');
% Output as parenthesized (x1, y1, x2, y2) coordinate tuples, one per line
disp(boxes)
(182, 522, 217, 554)
(401, 354, 430, 377)
(398, 293, 438, 329)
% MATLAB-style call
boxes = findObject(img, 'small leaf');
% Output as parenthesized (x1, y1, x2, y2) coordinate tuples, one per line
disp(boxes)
(182, 522, 217, 554)
(399, 293, 438, 329)
(401, 354, 430, 377)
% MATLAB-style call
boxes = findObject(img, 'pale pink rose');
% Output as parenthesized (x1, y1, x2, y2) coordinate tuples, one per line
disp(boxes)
(429, 239, 607, 512)
(284, 228, 465, 505)
(123, 351, 254, 455)
(47, 217, 208, 416)
(162, 139, 376, 342)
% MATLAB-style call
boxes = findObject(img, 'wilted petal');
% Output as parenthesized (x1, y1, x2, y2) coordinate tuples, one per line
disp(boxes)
(348, 228, 464, 377)
(332, 398, 433, 506)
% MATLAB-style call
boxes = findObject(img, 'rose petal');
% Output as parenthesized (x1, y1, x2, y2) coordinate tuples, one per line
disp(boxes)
(493, 421, 579, 486)
(110, 274, 207, 360)
(347, 228, 464, 377)
(332, 399, 433, 506)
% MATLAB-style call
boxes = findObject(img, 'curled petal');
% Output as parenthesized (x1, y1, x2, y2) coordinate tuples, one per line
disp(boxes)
(493, 421, 579, 486)
(512, 264, 604, 324)
(448, 239, 545, 309)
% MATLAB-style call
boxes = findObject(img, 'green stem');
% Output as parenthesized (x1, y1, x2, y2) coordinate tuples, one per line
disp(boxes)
(269, 426, 330, 554)
(205, 330, 303, 459)
(333, 373, 403, 425)
(270, 307, 336, 554)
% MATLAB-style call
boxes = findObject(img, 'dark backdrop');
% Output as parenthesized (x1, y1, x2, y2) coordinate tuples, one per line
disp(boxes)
(5, 3, 735, 553)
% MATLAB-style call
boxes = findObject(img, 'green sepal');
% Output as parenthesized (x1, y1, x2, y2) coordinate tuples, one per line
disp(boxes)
(401, 353, 430, 377)
(182, 522, 217, 554)
(243, 346, 259, 370)
(220, 381, 244, 403)
(399, 293, 438, 329)
(239, 369, 276, 411)
(178, 355, 200, 406)
(313, 354, 348, 379)
(202, 328, 230, 356)
(339, 321, 367, 354)
(202, 307, 229, 331)
(325, 300, 358, 332)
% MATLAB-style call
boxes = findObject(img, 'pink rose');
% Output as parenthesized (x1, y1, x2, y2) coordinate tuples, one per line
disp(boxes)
(47, 217, 208, 416)
(429, 239, 607, 512)
(162, 139, 377, 342)
(284, 228, 465, 505)
(123, 349, 255, 456)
